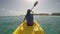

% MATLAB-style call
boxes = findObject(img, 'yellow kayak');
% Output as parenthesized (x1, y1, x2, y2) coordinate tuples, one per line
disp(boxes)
(12, 20, 44, 34)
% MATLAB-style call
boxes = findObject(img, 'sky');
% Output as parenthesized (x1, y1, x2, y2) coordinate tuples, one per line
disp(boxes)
(0, 0, 60, 16)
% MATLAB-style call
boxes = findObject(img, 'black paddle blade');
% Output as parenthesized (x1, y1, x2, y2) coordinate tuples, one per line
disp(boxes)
(31, 1, 38, 10)
(34, 1, 38, 7)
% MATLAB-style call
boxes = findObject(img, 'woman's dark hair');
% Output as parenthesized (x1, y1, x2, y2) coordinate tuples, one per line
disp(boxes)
(27, 9, 31, 14)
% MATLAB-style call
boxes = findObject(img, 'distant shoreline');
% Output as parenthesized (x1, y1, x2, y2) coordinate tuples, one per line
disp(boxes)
(33, 13, 60, 16)
(0, 13, 60, 16)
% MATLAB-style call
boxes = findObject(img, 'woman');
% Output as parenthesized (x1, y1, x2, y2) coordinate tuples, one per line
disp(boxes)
(24, 9, 34, 26)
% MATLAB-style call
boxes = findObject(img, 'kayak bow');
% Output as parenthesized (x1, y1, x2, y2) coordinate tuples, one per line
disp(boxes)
(12, 20, 44, 34)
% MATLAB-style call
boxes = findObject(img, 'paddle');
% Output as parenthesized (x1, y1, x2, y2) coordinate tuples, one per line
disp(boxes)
(22, 1, 38, 23)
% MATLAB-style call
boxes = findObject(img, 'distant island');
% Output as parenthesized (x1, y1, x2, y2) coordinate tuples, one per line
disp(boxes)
(33, 13, 60, 16)
(51, 13, 60, 16)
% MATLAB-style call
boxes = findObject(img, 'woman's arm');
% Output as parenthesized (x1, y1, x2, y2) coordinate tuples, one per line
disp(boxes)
(31, 10, 35, 14)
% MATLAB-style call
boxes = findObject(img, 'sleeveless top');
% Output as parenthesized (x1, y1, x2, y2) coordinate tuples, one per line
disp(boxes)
(26, 14, 33, 26)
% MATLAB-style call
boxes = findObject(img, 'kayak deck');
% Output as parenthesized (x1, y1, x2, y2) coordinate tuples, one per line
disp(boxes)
(12, 20, 44, 34)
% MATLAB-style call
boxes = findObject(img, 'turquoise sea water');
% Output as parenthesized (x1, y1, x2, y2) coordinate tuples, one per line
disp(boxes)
(0, 16, 60, 34)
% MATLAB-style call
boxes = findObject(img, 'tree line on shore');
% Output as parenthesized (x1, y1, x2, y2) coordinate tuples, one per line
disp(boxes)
(33, 13, 60, 16)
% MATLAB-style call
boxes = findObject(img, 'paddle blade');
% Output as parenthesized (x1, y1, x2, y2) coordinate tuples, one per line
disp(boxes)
(34, 1, 38, 7)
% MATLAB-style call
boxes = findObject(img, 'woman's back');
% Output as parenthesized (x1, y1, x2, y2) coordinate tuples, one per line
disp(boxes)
(25, 9, 34, 26)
